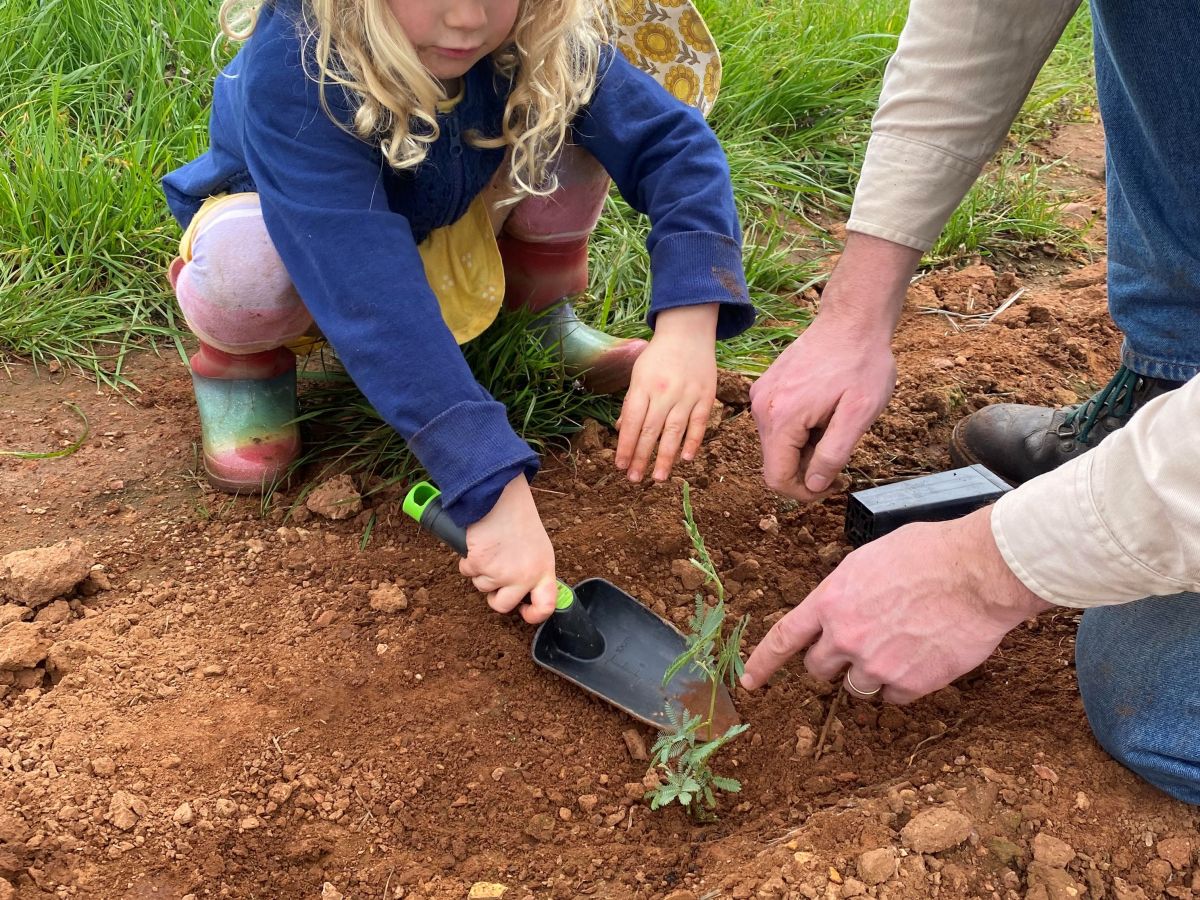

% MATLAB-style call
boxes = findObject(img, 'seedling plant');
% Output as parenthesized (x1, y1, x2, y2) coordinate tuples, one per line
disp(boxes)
(647, 482, 750, 820)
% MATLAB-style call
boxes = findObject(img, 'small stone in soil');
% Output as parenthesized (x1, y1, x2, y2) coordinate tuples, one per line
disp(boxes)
(368, 583, 408, 614)
(0, 606, 28, 628)
(795, 725, 817, 757)
(856, 847, 897, 886)
(1031, 832, 1075, 868)
(987, 837, 1023, 867)
(468, 884, 508, 900)
(1032, 763, 1059, 783)
(311, 610, 337, 629)
(524, 813, 555, 842)
(0, 539, 93, 607)
(44, 638, 93, 681)
(306, 475, 362, 520)
(33, 599, 70, 625)
(715, 370, 752, 406)
(900, 807, 973, 853)
(0, 623, 52, 671)
(1156, 835, 1194, 870)
(107, 791, 147, 831)
(622, 729, 648, 761)
(816, 543, 843, 567)
(669, 559, 705, 592)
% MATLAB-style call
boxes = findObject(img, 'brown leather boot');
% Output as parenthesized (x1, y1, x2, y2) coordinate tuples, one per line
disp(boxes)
(948, 365, 1184, 485)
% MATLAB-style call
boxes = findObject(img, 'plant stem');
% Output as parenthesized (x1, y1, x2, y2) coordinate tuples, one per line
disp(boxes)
(814, 684, 845, 762)
(707, 679, 717, 734)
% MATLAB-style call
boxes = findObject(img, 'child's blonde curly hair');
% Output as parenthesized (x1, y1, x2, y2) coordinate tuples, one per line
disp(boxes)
(219, 0, 611, 197)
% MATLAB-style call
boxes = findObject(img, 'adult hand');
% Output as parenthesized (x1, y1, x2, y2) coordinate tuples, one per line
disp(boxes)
(740, 507, 1055, 703)
(751, 233, 921, 500)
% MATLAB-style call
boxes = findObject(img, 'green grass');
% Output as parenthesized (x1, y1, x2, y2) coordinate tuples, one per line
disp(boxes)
(0, 0, 221, 383)
(0, 0, 1096, 483)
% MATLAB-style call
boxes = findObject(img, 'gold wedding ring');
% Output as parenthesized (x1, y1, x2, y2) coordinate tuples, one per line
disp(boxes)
(845, 672, 882, 698)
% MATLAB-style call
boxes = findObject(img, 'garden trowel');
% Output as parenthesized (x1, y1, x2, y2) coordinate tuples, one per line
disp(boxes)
(402, 481, 739, 736)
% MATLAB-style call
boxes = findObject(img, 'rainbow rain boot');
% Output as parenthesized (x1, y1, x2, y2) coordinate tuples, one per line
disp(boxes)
(189, 342, 301, 493)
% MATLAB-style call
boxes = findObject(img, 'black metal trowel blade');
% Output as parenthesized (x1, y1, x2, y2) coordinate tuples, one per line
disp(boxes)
(532, 578, 740, 735)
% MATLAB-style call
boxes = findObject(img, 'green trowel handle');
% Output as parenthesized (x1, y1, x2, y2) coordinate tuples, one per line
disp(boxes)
(403, 482, 468, 556)
(402, 482, 605, 660)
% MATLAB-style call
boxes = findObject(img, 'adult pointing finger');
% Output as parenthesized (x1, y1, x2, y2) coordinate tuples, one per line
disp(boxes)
(741, 509, 1052, 704)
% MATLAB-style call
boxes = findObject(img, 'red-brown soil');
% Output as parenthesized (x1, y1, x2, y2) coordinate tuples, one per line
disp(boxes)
(1, 124, 1196, 900)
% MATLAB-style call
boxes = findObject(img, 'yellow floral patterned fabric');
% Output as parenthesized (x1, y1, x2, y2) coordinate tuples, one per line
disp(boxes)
(614, 0, 721, 118)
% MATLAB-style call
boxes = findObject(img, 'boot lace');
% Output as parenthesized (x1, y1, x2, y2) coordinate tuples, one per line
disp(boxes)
(1060, 365, 1140, 444)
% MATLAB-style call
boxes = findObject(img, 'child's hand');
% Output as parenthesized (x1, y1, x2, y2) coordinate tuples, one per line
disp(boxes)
(615, 304, 719, 483)
(460, 473, 558, 624)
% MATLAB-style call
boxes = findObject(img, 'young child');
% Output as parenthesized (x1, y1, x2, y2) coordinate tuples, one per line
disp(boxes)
(162, 0, 754, 623)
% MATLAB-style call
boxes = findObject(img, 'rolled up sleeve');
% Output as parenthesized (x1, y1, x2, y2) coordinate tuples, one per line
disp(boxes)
(993, 377, 1200, 607)
(848, 0, 1082, 251)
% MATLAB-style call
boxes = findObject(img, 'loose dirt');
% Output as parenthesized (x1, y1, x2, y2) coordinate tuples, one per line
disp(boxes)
(1, 123, 1196, 900)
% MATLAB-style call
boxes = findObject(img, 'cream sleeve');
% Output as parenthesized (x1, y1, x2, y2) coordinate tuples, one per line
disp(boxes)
(847, 0, 1083, 251)
(992, 376, 1200, 607)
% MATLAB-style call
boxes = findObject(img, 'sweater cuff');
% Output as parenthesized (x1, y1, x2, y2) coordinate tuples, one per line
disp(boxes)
(848, 132, 985, 252)
(442, 464, 532, 528)
(648, 231, 756, 340)
(407, 400, 540, 527)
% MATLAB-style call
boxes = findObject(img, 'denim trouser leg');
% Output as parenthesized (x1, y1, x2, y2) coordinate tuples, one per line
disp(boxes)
(1076, 593, 1200, 805)
(1090, 0, 1200, 382)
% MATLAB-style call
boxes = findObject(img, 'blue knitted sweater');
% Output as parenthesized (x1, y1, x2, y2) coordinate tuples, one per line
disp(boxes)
(163, 0, 754, 525)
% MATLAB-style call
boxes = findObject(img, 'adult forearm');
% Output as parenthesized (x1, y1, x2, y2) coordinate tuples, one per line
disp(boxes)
(849, 0, 1082, 250)
(819, 233, 922, 337)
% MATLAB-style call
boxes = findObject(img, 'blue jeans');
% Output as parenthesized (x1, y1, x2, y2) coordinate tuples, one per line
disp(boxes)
(1076, 594, 1200, 804)
(1092, 0, 1200, 382)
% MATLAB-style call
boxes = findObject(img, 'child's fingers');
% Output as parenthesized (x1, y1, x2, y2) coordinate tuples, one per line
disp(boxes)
(487, 584, 527, 615)
(615, 391, 649, 472)
(651, 404, 693, 481)
(471, 573, 501, 595)
(680, 399, 710, 462)
(521, 576, 559, 625)
(627, 401, 669, 482)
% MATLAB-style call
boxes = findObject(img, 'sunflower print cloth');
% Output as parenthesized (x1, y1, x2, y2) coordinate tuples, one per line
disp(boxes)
(614, 0, 721, 118)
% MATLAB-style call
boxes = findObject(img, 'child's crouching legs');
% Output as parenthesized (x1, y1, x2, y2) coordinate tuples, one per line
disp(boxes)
(170, 194, 308, 493)
(172, 194, 312, 354)
(498, 145, 648, 395)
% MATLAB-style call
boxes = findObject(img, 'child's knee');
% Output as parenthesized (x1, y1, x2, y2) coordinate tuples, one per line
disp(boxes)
(174, 204, 312, 354)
